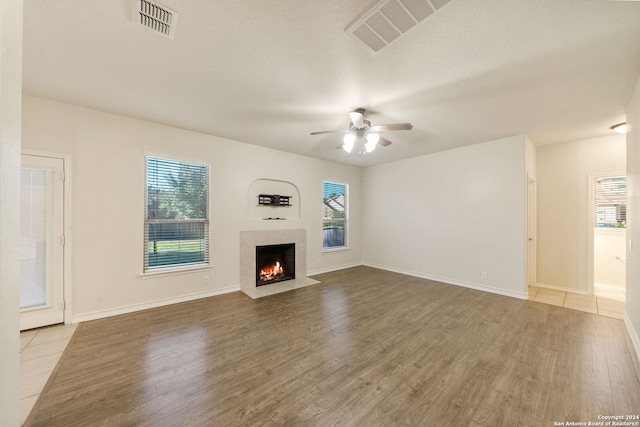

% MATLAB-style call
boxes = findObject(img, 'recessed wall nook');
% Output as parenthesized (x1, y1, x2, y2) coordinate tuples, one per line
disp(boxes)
(247, 179, 300, 221)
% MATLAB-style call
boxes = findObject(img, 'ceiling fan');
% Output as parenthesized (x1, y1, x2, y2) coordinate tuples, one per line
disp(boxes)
(310, 108, 412, 154)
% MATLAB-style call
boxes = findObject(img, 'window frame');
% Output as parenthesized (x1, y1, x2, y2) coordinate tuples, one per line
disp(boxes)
(143, 153, 211, 275)
(593, 174, 626, 230)
(322, 180, 349, 251)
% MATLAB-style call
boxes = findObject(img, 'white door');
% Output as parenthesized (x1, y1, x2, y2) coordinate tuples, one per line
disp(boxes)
(527, 175, 537, 287)
(20, 154, 65, 330)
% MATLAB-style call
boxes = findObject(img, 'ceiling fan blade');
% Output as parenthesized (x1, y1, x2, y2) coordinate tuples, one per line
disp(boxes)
(310, 129, 349, 135)
(378, 136, 392, 147)
(370, 123, 413, 132)
(349, 111, 364, 128)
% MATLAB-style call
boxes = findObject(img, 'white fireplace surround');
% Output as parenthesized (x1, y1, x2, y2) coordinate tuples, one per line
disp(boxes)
(240, 229, 320, 298)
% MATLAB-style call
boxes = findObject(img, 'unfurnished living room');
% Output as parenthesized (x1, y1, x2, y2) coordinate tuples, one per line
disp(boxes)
(2, 0, 640, 426)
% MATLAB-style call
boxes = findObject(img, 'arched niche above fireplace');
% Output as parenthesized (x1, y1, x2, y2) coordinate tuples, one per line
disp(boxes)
(247, 179, 301, 221)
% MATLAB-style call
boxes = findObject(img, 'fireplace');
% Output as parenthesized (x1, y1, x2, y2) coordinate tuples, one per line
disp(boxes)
(240, 229, 319, 298)
(256, 243, 295, 286)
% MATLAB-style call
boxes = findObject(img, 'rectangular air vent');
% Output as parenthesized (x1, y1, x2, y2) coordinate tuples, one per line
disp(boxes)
(134, 0, 178, 39)
(346, 0, 452, 55)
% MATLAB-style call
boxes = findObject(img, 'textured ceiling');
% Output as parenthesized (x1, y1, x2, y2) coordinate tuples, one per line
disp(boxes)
(22, 0, 640, 167)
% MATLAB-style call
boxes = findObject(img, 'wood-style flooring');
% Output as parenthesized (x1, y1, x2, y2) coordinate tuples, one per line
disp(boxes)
(26, 267, 640, 426)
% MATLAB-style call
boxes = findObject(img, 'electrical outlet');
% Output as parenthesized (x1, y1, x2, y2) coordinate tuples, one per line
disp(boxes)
(203, 275, 210, 284)
(482, 272, 488, 280)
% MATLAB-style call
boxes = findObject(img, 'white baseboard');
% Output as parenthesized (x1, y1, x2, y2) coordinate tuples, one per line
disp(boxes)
(363, 262, 527, 300)
(534, 282, 591, 295)
(595, 282, 626, 292)
(624, 313, 640, 370)
(72, 286, 240, 323)
(307, 262, 363, 277)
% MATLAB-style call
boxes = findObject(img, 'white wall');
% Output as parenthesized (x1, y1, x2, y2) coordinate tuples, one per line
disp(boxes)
(525, 137, 537, 180)
(626, 77, 640, 359)
(525, 137, 537, 287)
(361, 135, 527, 298)
(536, 134, 626, 293)
(0, 0, 23, 423)
(594, 229, 626, 287)
(22, 95, 363, 321)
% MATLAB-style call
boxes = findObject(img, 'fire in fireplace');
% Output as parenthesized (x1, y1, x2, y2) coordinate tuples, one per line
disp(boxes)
(256, 243, 295, 286)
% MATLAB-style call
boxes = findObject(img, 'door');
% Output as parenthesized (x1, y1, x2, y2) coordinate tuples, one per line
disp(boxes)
(20, 154, 65, 330)
(527, 175, 537, 287)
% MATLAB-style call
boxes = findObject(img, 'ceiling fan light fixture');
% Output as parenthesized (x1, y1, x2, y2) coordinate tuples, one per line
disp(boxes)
(365, 142, 377, 153)
(343, 142, 354, 153)
(611, 122, 627, 134)
(363, 137, 376, 153)
(343, 133, 356, 144)
(364, 132, 379, 152)
(343, 133, 356, 152)
(310, 108, 411, 155)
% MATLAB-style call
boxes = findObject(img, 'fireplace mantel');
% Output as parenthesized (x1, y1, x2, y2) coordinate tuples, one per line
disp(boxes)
(239, 229, 320, 298)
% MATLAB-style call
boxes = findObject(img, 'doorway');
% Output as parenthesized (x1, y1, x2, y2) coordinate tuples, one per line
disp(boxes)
(20, 153, 68, 330)
(590, 174, 626, 292)
(587, 174, 626, 316)
(527, 174, 537, 288)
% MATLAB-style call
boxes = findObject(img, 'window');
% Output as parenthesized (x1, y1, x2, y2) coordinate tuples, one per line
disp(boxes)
(323, 181, 348, 249)
(594, 175, 626, 228)
(144, 155, 210, 272)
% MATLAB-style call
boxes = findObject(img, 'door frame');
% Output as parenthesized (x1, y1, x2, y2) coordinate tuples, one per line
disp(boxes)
(526, 174, 537, 288)
(22, 149, 73, 325)
(587, 172, 626, 296)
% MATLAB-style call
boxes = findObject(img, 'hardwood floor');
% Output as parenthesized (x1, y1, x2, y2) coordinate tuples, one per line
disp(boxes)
(25, 267, 640, 426)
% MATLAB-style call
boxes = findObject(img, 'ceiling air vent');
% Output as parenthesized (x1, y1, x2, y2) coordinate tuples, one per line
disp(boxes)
(346, 0, 453, 55)
(134, 0, 178, 39)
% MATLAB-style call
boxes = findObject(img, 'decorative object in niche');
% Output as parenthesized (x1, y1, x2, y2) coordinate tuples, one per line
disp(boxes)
(258, 194, 292, 207)
(248, 179, 300, 221)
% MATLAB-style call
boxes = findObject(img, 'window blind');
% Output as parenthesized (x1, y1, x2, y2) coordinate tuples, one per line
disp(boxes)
(323, 181, 348, 249)
(144, 156, 210, 271)
(594, 176, 626, 228)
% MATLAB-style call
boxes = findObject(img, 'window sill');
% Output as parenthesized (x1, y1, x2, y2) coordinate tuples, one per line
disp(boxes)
(594, 228, 626, 233)
(140, 264, 211, 279)
(322, 246, 350, 253)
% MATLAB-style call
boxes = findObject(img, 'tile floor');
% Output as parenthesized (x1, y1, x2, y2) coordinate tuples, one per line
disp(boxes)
(20, 323, 77, 426)
(528, 285, 626, 319)
(18, 286, 627, 425)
